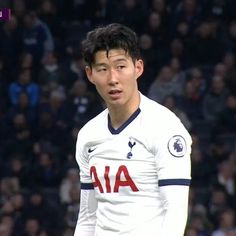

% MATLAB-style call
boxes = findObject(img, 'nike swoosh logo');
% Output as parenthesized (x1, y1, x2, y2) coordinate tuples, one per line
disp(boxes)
(88, 147, 96, 153)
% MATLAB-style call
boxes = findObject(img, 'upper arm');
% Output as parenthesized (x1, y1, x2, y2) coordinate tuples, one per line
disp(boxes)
(75, 132, 93, 184)
(154, 118, 192, 187)
(74, 132, 97, 235)
(153, 118, 192, 235)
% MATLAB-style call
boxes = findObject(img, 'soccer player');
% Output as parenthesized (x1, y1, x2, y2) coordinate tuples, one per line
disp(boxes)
(74, 23, 192, 236)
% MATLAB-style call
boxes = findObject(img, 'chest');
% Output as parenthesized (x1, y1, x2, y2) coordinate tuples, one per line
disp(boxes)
(87, 134, 158, 195)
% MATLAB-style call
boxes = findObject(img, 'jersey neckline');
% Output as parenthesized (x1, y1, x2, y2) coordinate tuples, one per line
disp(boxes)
(108, 108, 141, 135)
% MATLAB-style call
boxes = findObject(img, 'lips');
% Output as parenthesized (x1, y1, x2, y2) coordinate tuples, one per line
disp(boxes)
(108, 89, 122, 99)
(109, 89, 121, 94)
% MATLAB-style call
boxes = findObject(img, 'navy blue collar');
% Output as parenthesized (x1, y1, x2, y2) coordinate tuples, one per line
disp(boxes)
(108, 108, 141, 134)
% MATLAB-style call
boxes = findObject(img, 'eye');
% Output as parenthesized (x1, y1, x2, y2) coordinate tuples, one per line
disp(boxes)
(117, 65, 126, 70)
(96, 67, 107, 72)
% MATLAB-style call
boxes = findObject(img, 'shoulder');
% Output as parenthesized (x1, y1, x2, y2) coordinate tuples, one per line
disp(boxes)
(77, 108, 108, 142)
(140, 94, 180, 124)
(141, 96, 192, 159)
(140, 94, 191, 142)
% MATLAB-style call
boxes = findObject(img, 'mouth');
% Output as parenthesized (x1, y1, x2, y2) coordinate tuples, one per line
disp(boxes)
(108, 89, 122, 100)
(109, 89, 121, 94)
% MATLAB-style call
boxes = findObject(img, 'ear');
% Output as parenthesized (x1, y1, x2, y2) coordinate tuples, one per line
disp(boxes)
(135, 59, 144, 79)
(85, 66, 94, 84)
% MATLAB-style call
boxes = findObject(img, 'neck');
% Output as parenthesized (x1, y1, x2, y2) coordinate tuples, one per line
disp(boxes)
(108, 91, 140, 129)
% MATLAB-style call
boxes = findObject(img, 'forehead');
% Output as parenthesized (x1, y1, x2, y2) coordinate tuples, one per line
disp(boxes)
(94, 49, 130, 63)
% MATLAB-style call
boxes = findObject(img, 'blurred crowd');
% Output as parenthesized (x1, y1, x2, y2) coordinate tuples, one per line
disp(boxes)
(0, 0, 236, 235)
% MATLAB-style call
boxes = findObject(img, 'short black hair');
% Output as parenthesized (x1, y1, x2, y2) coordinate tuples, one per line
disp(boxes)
(81, 23, 141, 66)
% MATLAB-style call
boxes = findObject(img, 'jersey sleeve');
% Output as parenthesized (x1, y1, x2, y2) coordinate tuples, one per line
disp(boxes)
(153, 116, 192, 236)
(74, 189, 97, 236)
(154, 117, 192, 185)
(75, 131, 93, 184)
(158, 185, 189, 236)
(74, 131, 97, 236)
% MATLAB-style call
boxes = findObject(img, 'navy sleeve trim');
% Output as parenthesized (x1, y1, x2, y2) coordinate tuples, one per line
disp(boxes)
(158, 179, 191, 186)
(81, 182, 94, 189)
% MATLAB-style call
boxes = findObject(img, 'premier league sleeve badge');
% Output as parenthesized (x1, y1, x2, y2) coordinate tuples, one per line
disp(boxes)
(167, 135, 187, 157)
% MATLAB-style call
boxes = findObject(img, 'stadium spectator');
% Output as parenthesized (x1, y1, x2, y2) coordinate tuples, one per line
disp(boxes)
(149, 0, 171, 29)
(202, 75, 230, 124)
(187, 19, 225, 66)
(31, 151, 61, 188)
(6, 92, 38, 126)
(217, 95, 236, 134)
(209, 159, 236, 197)
(61, 52, 87, 90)
(170, 0, 203, 36)
(162, 94, 192, 130)
(38, 52, 64, 91)
(20, 217, 42, 236)
(22, 190, 62, 235)
(59, 168, 80, 204)
(0, 223, 12, 236)
(67, 79, 104, 126)
(212, 209, 236, 236)
(138, 33, 157, 94)
(143, 11, 169, 50)
(0, 15, 21, 71)
(114, 0, 148, 34)
(3, 113, 33, 158)
(178, 68, 205, 121)
(208, 186, 233, 227)
(223, 20, 236, 55)
(21, 11, 54, 65)
(2, 154, 30, 188)
(18, 52, 34, 71)
(37, 0, 63, 41)
(63, 186, 80, 230)
(8, 68, 40, 108)
(148, 65, 182, 103)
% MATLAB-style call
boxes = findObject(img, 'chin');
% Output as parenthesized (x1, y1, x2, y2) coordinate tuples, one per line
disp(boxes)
(107, 98, 125, 106)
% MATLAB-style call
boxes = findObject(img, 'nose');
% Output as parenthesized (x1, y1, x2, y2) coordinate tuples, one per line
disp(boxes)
(108, 68, 119, 85)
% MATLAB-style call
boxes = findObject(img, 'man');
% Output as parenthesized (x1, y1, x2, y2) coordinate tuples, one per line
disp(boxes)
(74, 23, 192, 236)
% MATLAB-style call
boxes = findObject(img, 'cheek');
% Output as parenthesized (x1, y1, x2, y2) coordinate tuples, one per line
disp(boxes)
(91, 74, 105, 87)
(94, 83, 106, 97)
(122, 70, 136, 82)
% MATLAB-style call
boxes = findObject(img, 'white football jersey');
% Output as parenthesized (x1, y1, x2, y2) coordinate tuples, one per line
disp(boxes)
(75, 93, 192, 236)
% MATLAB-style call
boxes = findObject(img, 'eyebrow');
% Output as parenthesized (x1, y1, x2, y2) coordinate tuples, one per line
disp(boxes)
(94, 63, 107, 68)
(94, 58, 128, 67)
(110, 58, 128, 63)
